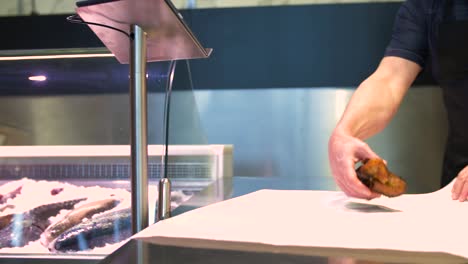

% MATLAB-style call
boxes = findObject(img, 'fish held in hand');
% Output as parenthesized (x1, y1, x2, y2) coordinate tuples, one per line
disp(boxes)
(356, 158, 407, 197)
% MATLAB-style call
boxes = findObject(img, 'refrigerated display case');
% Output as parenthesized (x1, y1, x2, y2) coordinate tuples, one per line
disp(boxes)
(0, 48, 232, 262)
(0, 144, 232, 257)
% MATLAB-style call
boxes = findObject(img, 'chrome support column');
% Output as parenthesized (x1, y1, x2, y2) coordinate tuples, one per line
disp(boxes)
(130, 24, 149, 234)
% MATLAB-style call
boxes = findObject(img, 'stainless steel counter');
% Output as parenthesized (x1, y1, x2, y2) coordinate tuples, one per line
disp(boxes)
(105, 176, 467, 264)
(0, 176, 465, 264)
(99, 238, 468, 264)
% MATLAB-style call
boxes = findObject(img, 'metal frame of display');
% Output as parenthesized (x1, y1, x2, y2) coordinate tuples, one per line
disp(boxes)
(75, 0, 212, 233)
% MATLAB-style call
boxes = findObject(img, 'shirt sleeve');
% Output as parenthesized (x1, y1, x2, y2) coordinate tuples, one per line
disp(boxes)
(384, 0, 429, 67)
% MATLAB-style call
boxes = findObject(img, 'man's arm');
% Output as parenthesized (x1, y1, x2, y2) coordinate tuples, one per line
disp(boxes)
(328, 56, 422, 199)
(336, 56, 422, 140)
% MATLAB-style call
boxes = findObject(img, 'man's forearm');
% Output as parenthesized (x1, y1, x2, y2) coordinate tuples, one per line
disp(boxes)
(335, 75, 402, 140)
(333, 57, 421, 140)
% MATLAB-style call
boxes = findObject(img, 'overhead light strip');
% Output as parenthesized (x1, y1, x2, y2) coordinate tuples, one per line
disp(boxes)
(0, 53, 114, 61)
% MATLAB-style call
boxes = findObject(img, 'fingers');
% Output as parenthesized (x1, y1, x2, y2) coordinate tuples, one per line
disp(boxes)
(329, 133, 382, 200)
(334, 176, 357, 198)
(343, 165, 372, 198)
(458, 183, 468, 202)
(452, 178, 462, 200)
(354, 141, 380, 161)
(336, 159, 381, 200)
(452, 166, 468, 202)
(349, 142, 382, 199)
(347, 172, 382, 199)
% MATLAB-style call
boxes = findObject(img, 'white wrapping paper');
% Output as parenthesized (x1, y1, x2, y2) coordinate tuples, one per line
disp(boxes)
(134, 180, 468, 260)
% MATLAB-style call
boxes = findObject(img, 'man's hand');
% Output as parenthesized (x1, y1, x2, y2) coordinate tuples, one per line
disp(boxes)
(328, 132, 382, 200)
(451, 165, 468, 202)
(327, 57, 420, 200)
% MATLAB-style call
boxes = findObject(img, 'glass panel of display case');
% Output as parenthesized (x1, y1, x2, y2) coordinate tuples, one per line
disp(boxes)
(0, 48, 233, 259)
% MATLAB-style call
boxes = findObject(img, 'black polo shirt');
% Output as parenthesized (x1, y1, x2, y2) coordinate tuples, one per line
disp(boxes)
(384, 0, 468, 186)
(384, 0, 468, 80)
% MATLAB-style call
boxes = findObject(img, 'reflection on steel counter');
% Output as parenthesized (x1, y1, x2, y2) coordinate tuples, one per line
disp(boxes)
(0, 178, 193, 253)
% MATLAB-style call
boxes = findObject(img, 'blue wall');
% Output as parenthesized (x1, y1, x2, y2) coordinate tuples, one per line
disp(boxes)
(0, 2, 436, 93)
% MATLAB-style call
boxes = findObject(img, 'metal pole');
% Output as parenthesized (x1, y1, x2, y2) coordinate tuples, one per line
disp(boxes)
(157, 61, 176, 222)
(130, 24, 148, 234)
(157, 178, 172, 220)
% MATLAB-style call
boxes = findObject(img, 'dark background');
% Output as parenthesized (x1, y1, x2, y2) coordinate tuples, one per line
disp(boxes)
(0, 3, 436, 92)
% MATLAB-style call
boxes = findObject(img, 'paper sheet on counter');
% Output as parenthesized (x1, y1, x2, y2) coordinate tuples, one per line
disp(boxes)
(134, 180, 468, 259)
